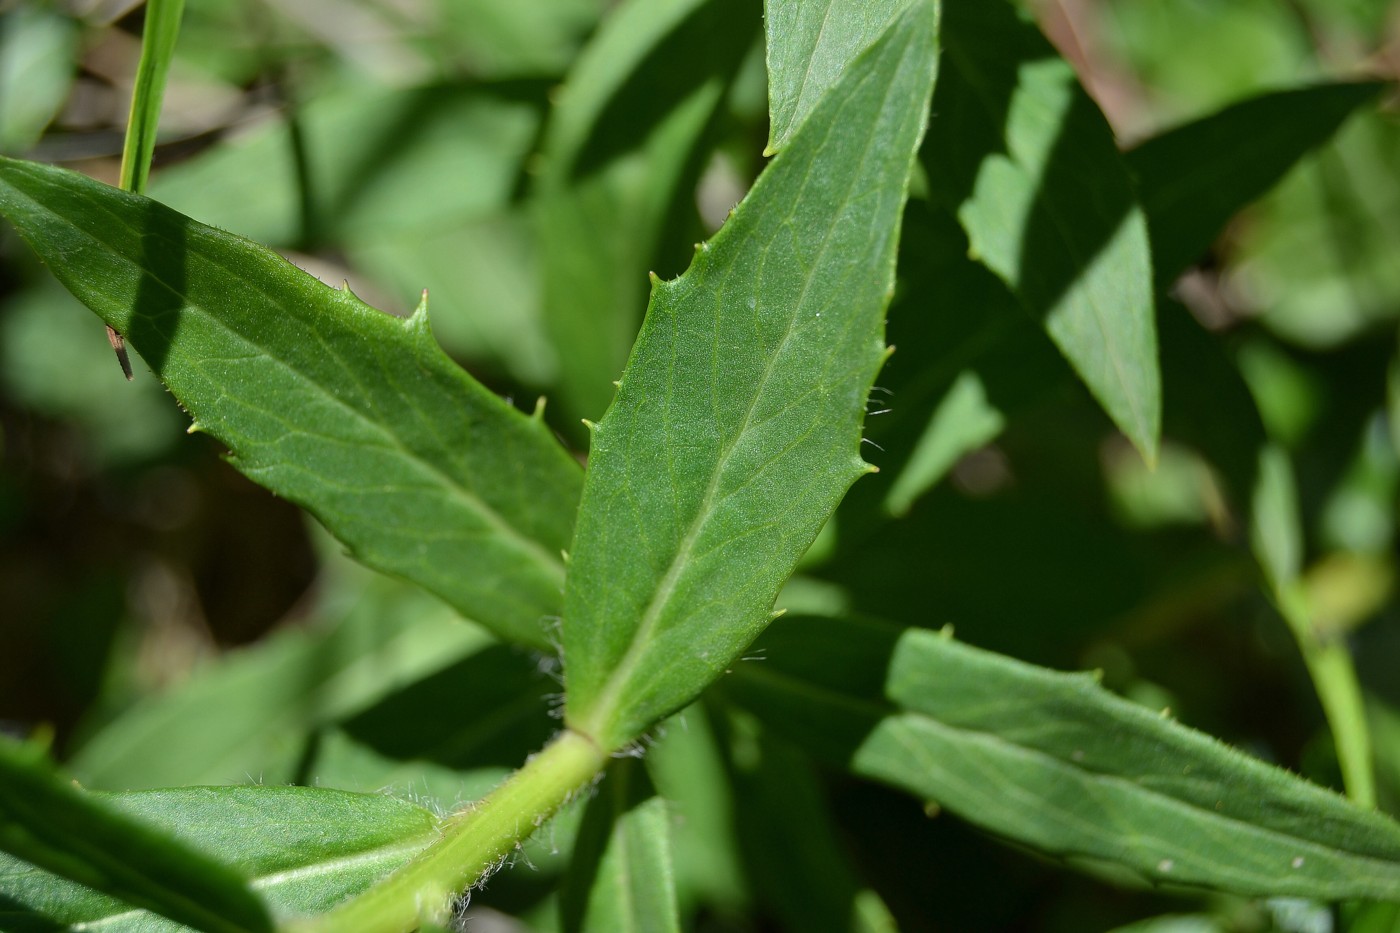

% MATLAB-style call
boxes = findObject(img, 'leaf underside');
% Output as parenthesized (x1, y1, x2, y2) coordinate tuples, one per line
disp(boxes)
(561, 1, 940, 750)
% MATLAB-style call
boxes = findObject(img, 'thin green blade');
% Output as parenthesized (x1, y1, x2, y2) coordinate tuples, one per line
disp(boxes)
(0, 158, 582, 648)
(728, 616, 1400, 901)
(0, 739, 273, 933)
(561, 1, 939, 750)
(926, 0, 1160, 463)
(763, 0, 914, 152)
(0, 784, 438, 931)
(560, 759, 680, 933)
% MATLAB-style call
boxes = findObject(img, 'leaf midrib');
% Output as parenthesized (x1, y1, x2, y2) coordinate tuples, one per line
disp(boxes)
(573, 45, 900, 742)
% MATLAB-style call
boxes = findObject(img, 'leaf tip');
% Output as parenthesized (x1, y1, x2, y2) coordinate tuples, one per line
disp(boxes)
(769, 608, 787, 621)
(581, 418, 598, 433)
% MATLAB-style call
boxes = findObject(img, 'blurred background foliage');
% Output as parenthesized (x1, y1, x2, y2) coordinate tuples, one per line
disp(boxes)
(0, 0, 1398, 930)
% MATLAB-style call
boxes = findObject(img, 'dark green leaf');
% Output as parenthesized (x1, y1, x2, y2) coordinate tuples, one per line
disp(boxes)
(560, 759, 680, 933)
(0, 157, 582, 648)
(561, 1, 939, 750)
(728, 616, 1400, 901)
(926, 0, 1160, 462)
(1128, 81, 1384, 288)
(0, 738, 272, 933)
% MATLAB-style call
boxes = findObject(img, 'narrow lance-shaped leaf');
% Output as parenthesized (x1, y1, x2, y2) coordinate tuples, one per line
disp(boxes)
(727, 616, 1400, 901)
(763, 0, 914, 152)
(925, 0, 1160, 463)
(562, 1, 939, 750)
(560, 758, 681, 933)
(0, 784, 439, 932)
(1127, 81, 1384, 289)
(0, 158, 583, 648)
(0, 739, 273, 933)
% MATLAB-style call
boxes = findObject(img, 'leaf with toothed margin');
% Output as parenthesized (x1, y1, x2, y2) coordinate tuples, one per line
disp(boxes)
(560, 1, 940, 751)
(0, 156, 583, 649)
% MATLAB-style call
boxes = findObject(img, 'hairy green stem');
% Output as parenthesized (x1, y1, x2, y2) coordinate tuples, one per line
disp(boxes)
(282, 729, 607, 933)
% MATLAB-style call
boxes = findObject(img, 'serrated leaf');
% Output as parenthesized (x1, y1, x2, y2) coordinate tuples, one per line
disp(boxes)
(925, 0, 1160, 463)
(0, 784, 439, 932)
(1127, 81, 1384, 289)
(0, 158, 582, 648)
(535, 0, 756, 421)
(763, 0, 914, 152)
(0, 739, 272, 933)
(727, 616, 1400, 901)
(561, 1, 939, 750)
(560, 759, 680, 933)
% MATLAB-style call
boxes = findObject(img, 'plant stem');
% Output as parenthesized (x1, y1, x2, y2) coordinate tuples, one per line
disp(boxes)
(282, 729, 606, 933)
(1276, 581, 1376, 808)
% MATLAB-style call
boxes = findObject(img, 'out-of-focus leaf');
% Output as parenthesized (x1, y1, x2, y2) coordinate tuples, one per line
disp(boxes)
(1127, 81, 1383, 288)
(763, 0, 914, 152)
(561, 2, 939, 750)
(0, 6, 80, 154)
(560, 758, 680, 933)
(727, 615, 1400, 901)
(149, 81, 555, 383)
(534, 0, 757, 421)
(439, 0, 607, 78)
(0, 784, 438, 931)
(0, 157, 583, 649)
(150, 82, 540, 247)
(720, 709, 897, 933)
(0, 739, 272, 933)
(925, 0, 1160, 463)
(70, 576, 494, 790)
(1229, 111, 1400, 348)
(885, 369, 1004, 517)
(646, 705, 749, 917)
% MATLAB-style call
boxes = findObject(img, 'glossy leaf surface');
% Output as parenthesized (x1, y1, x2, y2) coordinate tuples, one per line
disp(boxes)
(561, 1, 939, 749)
(0, 158, 582, 648)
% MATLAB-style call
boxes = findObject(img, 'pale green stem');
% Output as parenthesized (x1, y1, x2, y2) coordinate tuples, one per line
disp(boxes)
(282, 729, 607, 933)
(1276, 581, 1376, 808)
(120, 0, 186, 196)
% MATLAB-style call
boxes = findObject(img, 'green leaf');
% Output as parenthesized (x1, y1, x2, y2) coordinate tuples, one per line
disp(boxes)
(719, 709, 898, 933)
(727, 616, 1400, 901)
(0, 157, 582, 648)
(69, 574, 496, 790)
(560, 759, 680, 933)
(0, 738, 272, 933)
(926, 0, 1160, 463)
(561, 1, 939, 750)
(1128, 81, 1384, 289)
(0, 5, 80, 154)
(118, 0, 185, 196)
(534, 0, 757, 421)
(763, 0, 914, 152)
(0, 784, 439, 931)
